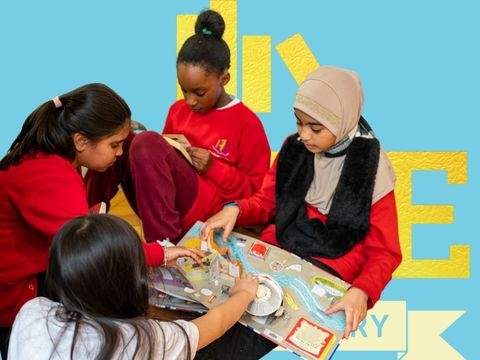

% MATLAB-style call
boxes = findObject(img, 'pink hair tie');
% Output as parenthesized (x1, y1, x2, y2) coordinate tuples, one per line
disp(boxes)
(52, 96, 62, 108)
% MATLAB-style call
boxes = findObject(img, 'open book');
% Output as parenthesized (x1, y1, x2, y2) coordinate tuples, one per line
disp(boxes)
(169, 221, 349, 360)
(148, 266, 207, 313)
(162, 134, 192, 165)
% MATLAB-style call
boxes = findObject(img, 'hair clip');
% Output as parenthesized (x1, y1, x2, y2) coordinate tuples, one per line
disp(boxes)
(52, 96, 62, 108)
(202, 28, 213, 35)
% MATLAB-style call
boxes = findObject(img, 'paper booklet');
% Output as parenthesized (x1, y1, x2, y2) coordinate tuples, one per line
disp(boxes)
(169, 221, 349, 360)
(148, 266, 207, 313)
(162, 134, 192, 165)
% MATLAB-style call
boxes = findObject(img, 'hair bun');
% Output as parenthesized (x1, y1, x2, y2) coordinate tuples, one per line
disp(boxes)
(194, 9, 225, 39)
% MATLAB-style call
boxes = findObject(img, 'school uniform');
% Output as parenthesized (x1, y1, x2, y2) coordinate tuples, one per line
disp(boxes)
(85, 97, 271, 244)
(0, 153, 164, 328)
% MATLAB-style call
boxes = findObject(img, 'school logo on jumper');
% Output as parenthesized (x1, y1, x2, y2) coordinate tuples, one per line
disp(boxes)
(211, 139, 231, 158)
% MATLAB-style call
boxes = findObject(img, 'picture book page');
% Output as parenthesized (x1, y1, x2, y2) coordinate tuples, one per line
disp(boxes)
(174, 221, 349, 360)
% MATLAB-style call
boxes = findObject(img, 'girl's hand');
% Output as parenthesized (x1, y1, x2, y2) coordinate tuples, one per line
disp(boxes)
(187, 146, 213, 173)
(324, 287, 368, 339)
(200, 206, 240, 242)
(229, 273, 259, 301)
(164, 246, 205, 267)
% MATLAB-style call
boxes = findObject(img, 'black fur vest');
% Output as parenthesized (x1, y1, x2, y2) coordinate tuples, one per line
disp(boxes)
(275, 133, 380, 258)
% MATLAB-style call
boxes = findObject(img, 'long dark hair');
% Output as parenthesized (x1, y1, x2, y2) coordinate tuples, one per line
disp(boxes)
(46, 214, 191, 360)
(177, 9, 230, 76)
(0, 83, 131, 170)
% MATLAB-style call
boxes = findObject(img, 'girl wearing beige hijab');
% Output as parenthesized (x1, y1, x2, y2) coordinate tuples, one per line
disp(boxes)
(201, 66, 402, 339)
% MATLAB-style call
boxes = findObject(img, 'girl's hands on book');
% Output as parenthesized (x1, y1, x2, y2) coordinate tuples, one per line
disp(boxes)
(229, 273, 259, 301)
(324, 286, 368, 339)
(186, 146, 213, 173)
(164, 246, 206, 267)
(200, 205, 240, 242)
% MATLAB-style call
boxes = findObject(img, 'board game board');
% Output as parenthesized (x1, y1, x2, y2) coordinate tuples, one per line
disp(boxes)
(173, 221, 350, 360)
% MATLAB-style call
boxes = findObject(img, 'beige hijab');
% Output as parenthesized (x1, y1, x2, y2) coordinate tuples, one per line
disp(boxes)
(294, 66, 396, 213)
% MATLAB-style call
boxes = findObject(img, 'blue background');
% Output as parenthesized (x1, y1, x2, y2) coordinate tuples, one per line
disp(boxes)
(1, 1, 477, 359)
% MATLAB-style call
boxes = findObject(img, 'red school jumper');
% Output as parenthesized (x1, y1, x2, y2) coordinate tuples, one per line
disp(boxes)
(0, 153, 163, 327)
(235, 157, 402, 308)
(163, 98, 271, 237)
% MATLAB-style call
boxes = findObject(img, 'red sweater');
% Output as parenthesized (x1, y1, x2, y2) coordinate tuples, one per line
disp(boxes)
(0, 153, 163, 327)
(163, 99, 271, 234)
(236, 157, 402, 308)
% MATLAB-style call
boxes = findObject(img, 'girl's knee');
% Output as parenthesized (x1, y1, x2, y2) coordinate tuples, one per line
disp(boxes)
(130, 131, 169, 160)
